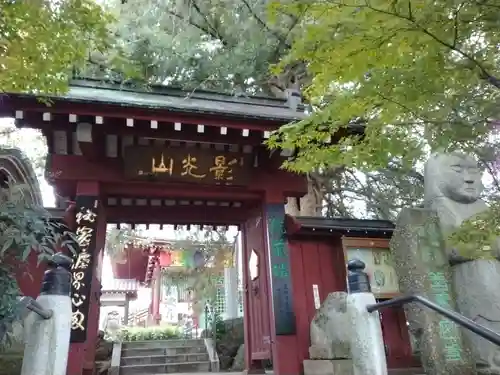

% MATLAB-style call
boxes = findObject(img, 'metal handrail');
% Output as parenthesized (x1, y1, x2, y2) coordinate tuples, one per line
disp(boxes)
(0, 296, 52, 343)
(18, 296, 53, 320)
(366, 294, 500, 347)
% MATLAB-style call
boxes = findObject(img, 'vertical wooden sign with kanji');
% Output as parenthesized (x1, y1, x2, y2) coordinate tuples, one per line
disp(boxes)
(266, 203, 296, 335)
(70, 196, 99, 343)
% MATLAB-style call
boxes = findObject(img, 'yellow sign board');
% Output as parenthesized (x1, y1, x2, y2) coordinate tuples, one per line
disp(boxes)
(346, 247, 400, 297)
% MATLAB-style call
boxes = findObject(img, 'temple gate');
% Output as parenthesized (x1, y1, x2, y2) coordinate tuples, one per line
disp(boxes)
(0, 79, 307, 375)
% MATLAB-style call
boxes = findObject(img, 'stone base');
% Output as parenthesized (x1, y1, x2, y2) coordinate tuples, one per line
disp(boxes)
(478, 369, 500, 375)
(242, 369, 266, 375)
(303, 359, 353, 375)
(309, 344, 350, 360)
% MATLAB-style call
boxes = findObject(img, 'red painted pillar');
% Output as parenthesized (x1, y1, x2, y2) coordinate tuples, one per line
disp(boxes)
(67, 181, 106, 375)
(264, 191, 301, 375)
(241, 223, 253, 374)
(241, 215, 270, 375)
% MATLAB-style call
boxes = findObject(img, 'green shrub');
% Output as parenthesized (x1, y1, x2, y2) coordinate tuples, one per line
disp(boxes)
(206, 311, 227, 341)
(117, 325, 182, 342)
(0, 182, 77, 349)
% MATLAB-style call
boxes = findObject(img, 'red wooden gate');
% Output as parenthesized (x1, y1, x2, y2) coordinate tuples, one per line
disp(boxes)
(242, 208, 272, 370)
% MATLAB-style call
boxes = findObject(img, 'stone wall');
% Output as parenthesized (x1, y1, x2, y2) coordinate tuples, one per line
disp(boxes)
(0, 323, 25, 375)
(203, 317, 244, 370)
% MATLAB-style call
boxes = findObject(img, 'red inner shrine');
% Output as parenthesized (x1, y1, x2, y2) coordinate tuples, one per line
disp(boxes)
(1, 80, 417, 375)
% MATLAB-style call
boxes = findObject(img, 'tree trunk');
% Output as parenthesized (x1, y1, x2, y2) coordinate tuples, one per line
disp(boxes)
(284, 179, 322, 217)
(267, 75, 323, 217)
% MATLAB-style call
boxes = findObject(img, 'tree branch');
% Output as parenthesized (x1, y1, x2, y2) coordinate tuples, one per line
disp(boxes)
(357, 0, 500, 90)
(451, 1, 465, 48)
(240, 0, 291, 49)
(165, 8, 230, 47)
(275, 5, 310, 58)
(189, 0, 230, 46)
(480, 159, 500, 192)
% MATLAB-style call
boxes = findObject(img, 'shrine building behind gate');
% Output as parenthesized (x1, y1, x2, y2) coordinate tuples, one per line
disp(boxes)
(108, 237, 243, 328)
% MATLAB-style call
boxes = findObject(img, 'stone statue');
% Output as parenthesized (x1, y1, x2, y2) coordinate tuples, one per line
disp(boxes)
(425, 151, 500, 372)
(104, 311, 122, 341)
(309, 292, 351, 360)
(307, 273, 388, 375)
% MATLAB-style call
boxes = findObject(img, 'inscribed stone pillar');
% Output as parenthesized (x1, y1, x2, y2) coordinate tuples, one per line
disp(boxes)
(390, 207, 476, 375)
(425, 152, 500, 373)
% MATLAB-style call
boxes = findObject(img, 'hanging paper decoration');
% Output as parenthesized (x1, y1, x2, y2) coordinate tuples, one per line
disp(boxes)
(171, 251, 183, 266)
(164, 247, 231, 270)
(223, 251, 234, 267)
(159, 251, 172, 267)
(181, 249, 193, 268)
(193, 250, 205, 268)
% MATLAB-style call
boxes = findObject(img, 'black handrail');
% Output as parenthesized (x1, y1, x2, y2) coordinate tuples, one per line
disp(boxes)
(18, 296, 52, 320)
(0, 296, 53, 343)
(366, 294, 500, 347)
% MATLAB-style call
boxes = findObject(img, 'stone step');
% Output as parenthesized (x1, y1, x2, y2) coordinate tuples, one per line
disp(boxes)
(119, 361, 211, 375)
(121, 353, 210, 366)
(122, 345, 207, 358)
(388, 368, 424, 375)
(122, 339, 205, 350)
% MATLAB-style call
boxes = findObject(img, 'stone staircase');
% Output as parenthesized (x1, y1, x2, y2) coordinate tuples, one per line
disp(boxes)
(388, 369, 424, 375)
(119, 339, 212, 375)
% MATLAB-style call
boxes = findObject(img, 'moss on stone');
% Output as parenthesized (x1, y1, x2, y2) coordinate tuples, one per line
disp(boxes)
(0, 352, 23, 375)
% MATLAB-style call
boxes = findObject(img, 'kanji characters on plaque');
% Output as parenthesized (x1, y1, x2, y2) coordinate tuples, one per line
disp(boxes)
(70, 196, 98, 343)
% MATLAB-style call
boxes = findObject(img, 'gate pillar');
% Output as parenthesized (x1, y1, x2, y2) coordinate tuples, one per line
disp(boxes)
(243, 191, 302, 375)
(263, 192, 300, 375)
(242, 206, 271, 374)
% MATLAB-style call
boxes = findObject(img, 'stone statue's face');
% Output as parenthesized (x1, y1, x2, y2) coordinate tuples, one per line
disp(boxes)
(440, 154, 483, 203)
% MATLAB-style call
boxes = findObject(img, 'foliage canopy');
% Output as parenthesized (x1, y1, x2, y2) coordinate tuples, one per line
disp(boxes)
(84, 0, 304, 96)
(267, 0, 500, 173)
(266, 0, 500, 252)
(0, 0, 114, 94)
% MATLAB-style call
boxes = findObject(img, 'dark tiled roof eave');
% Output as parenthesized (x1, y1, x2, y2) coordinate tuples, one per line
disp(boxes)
(288, 216, 395, 238)
(7, 79, 307, 123)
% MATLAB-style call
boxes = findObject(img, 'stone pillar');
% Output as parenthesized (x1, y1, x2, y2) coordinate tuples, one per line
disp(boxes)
(390, 208, 476, 375)
(305, 260, 387, 375)
(21, 253, 73, 375)
(346, 259, 387, 375)
(151, 265, 161, 324)
(235, 234, 244, 317)
(224, 267, 238, 319)
(123, 298, 130, 326)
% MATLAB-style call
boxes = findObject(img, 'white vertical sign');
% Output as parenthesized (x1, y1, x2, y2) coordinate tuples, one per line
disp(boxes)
(313, 284, 321, 309)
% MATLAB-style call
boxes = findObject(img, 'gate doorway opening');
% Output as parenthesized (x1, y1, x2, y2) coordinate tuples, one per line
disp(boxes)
(102, 224, 243, 336)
